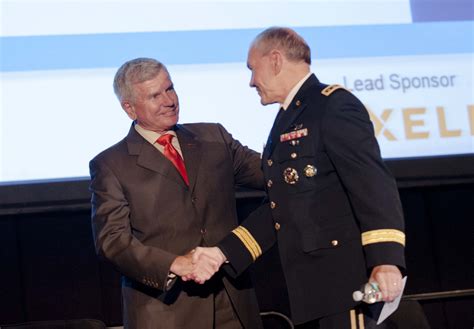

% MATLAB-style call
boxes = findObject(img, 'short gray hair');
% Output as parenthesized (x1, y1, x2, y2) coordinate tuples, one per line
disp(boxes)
(113, 58, 167, 102)
(252, 27, 311, 64)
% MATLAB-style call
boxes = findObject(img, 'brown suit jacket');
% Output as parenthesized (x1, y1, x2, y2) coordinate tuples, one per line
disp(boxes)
(90, 123, 264, 329)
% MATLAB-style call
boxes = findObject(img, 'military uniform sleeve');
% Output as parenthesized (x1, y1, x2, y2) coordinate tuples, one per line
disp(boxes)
(322, 90, 405, 270)
(90, 158, 178, 291)
(217, 202, 276, 277)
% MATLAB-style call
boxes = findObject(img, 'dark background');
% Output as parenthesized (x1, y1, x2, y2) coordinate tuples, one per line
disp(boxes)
(1, 155, 473, 328)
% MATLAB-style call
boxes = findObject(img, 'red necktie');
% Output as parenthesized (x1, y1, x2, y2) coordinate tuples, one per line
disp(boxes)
(156, 134, 189, 186)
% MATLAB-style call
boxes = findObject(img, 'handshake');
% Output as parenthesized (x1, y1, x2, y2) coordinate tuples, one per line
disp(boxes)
(170, 247, 227, 284)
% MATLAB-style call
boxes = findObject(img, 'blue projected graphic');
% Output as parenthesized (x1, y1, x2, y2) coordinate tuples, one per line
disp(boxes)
(2, 22, 473, 72)
(410, 0, 474, 22)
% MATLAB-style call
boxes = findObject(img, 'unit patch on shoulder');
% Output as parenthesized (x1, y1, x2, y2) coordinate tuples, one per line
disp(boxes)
(321, 84, 350, 96)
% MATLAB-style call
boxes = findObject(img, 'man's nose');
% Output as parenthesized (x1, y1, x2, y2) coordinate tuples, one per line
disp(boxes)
(163, 91, 174, 105)
(249, 77, 255, 88)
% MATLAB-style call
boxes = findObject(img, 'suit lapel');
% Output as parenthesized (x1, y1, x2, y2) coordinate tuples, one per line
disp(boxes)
(126, 125, 187, 188)
(175, 124, 202, 194)
(265, 74, 319, 157)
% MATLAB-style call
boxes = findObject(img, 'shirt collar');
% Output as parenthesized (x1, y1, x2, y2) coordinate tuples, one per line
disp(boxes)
(281, 72, 312, 110)
(134, 123, 177, 145)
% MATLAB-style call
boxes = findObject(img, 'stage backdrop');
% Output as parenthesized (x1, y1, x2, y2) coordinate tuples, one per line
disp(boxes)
(1, 0, 473, 182)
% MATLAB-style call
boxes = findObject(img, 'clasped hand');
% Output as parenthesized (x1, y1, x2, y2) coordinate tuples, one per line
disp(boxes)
(170, 247, 227, 284)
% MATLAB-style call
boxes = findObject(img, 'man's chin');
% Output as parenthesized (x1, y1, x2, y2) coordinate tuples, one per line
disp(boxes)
(260, 99, 276, 106)
(169, 116, 179, 126)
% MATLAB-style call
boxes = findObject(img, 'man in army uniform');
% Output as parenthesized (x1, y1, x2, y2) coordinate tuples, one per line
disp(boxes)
(191, 27, 406, 328)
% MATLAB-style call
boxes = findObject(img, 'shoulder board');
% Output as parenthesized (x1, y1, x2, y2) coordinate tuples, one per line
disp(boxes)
(321, 84, 350, 96)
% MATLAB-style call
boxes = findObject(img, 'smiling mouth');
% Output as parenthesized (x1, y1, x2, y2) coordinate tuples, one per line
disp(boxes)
(162, 108, 178, 116)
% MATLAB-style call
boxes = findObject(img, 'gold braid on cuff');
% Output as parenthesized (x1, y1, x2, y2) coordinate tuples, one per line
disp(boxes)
(232, 226, 262, 261)
(361, 229, 406, 247)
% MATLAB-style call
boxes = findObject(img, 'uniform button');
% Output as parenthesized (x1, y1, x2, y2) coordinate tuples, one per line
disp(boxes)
(267, 159, 273, 166)
(270, 201, 276, 209)
(200, 228, 207, 235)
(274, 222, 281, 231)
(291, 152, 297, 159)
(331, 240, 339, 247)
(296, 100, 301, 106)
(191, 196, 197, 204)
(267, 180, 273, 188)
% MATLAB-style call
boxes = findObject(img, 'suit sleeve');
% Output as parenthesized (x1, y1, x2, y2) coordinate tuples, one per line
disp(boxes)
(322, 90, 405, 270)
(90, 158, 177, 291)
(213, 124, 275, 276)
(216, 123, 265, 190)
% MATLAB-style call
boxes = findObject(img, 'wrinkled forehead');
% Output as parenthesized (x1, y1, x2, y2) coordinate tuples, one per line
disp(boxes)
(247, 45, 264, 68)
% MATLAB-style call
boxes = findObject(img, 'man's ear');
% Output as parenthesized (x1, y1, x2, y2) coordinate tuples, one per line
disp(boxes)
(270, 49, 283, 75)
(122, 101, 137, 120)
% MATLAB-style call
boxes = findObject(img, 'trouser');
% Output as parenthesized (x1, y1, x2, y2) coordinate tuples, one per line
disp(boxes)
(295, 304, 387, 329)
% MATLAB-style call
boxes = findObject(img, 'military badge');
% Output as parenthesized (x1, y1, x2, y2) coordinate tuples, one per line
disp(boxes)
(303, 165, 317, 177)
(280, 128, 308, 142)
(283, 167, 299, 184)
(291, 123, 303, 130)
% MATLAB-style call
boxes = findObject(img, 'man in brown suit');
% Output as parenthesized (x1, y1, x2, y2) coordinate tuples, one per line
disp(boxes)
(89, 58, 264, 329)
